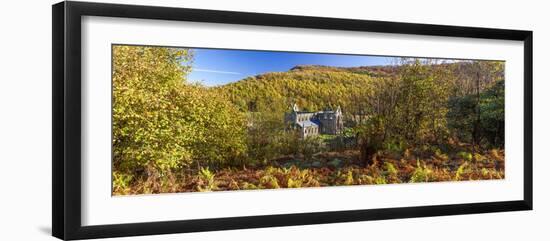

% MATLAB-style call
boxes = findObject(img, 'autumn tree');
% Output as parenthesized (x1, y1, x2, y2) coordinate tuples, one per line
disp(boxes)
(112, 46, 247, 179)
(447, 61, 504, 149)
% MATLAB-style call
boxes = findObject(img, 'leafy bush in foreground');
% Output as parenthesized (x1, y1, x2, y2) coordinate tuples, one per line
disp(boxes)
(112, 46, 247, 182)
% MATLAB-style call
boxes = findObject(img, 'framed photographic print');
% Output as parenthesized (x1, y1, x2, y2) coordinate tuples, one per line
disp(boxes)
(52, 1, 533, 240)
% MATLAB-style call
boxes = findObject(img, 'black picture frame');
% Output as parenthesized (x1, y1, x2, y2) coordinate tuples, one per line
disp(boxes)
(52, 1, 533, 240)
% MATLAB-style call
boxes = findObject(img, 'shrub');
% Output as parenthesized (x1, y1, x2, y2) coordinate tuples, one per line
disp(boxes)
(197, 167, 217, 192)
(112, 46, 195, 173)
(357, 174, 374, 185)
(410, 160, 432, 183)
(245, 112, 288, 165)
(457, 151, 473, 162)
(241, 182, 259, 190)
(344, 170, 354, 185)
(374, 176, 387, 184)
(328, 159, 343, 168)
(455, 162, 469, 181)
(112, 46, 247, 177)
(473, 153, 486, 162)
(287, 178, 302, 188)
(112, 172, 134, 195)
(259, 174, 280, 189)
(384, 162, 398, 177)
(300, 136, 326, 161)
(489, 149, 504, 162)
(434, 149, 449, 161)
(357, 116, 386, 165)
(481, 168, 490, 177)
(383, 139, 406, 155)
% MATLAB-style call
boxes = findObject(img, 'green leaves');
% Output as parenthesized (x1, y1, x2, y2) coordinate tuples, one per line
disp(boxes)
(112, 46, 247, 179)
(448, 79, 504, 147)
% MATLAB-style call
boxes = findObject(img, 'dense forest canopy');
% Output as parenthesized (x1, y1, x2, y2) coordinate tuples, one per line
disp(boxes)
(112, 46, 505, 194)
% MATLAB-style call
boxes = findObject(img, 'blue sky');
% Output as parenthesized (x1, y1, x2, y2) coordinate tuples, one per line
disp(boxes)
(186, 48, 395, 86)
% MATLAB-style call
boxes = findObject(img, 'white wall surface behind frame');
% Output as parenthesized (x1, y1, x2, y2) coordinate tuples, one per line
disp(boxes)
(2, 0, 548, 241)
(81, 15, 524, 226)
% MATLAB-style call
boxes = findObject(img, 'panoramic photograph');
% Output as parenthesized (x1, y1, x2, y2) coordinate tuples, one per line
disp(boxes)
(111, 45, 505, 195)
